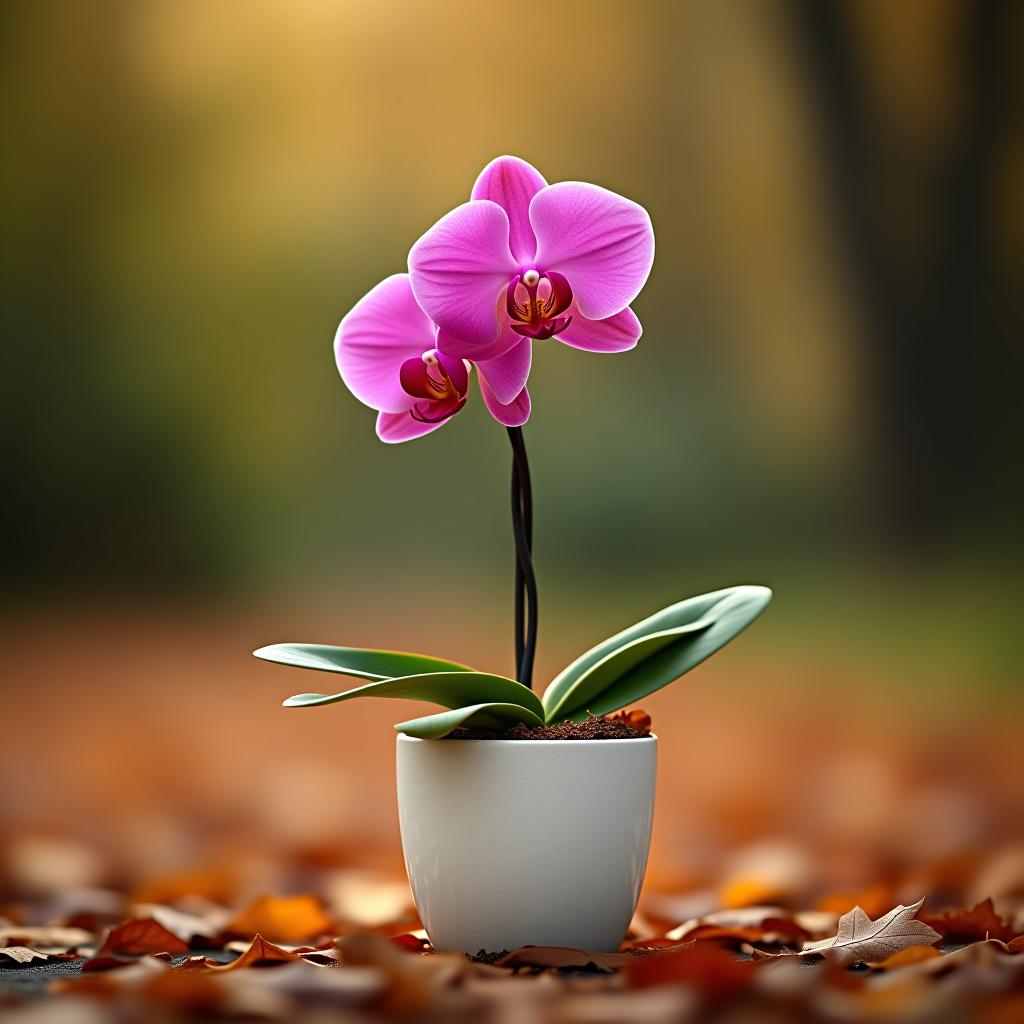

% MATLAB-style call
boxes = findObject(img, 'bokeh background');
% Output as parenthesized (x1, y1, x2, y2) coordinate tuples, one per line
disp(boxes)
(3, 0, 1022, 910)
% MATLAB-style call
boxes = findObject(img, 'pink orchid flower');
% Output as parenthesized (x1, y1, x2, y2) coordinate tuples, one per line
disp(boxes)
(408, 156, 654, 372)
(335, 274, 531, 443)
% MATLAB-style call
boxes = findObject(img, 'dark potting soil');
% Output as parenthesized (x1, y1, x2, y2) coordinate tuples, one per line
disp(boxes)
(447, 713, 651, 741)
(470, 949, 511, 964)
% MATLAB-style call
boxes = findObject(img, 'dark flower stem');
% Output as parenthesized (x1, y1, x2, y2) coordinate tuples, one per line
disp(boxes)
(507, 427, 537, 689)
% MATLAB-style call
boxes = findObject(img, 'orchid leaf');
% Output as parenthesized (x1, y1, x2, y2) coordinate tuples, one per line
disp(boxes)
(395, 702, 544, 739)
(278, 671, 545, 718)
(253, 644, 473, 682)
(543, 585, 772, 722)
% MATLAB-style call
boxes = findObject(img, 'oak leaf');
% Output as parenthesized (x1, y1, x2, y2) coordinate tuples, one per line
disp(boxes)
(225, 894, 332, 944)
(98, 917, 189, 956)
(921, 898, 1020, 944)
(800, 899, 940, 966)
(0, 946, 54, 965)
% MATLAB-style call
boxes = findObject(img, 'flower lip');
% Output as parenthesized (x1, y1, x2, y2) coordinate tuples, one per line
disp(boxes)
(506, 269, 573, 341)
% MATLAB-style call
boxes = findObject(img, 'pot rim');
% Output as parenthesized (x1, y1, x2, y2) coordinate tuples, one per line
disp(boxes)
(397, 734, 658, 745)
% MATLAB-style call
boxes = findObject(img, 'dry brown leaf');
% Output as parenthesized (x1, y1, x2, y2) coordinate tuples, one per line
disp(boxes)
(298, 947, 343, 965)
(225, 894, 332, 944)
(389, 933, 431, 953)
(666, 906, 807, 945)
(496, 946, 632, 972)
(609, 708, 652, 733)
(336, 933, 467, 1014)
(1008, 935, 1024, 955)
(0, 925, 93, 950)
(799, 899, 940, 966)
(868, 938, 1023, 989)
(626, 941, 756, 1001)
(0, 945, 55, 965)
(495, 941, 697, 972)
(869, 945, 943, 969)
(80, 955, 137, 973)
(212, 933, 299, 971)
(98, 917, 189, 956)
(921, 898, 1021, 944)
(139, 967, 225, 1014)
(130, 902, 222, 944)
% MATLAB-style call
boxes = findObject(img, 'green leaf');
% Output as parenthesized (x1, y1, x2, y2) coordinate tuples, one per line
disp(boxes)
(279, 670, 545, 718)
(253, 644, 473, 682)
(394, 702, 544, 739)
(543, 585, 772, 722)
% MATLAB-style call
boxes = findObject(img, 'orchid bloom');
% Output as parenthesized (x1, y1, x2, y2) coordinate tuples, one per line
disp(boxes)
(335, 274, 530, 443)
(408, 157, 655, 378)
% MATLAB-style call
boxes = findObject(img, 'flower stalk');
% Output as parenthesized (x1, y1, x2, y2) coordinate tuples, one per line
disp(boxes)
(507, 426, 537, 689)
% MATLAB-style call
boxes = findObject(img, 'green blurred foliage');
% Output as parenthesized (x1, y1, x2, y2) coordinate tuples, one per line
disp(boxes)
(3, 1, 1021, 682)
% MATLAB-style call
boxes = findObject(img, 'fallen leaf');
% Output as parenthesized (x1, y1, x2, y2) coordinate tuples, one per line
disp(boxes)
(495, 946, 632, 972)
(667, 906, 808, 945)
(0, 945, 54, 965)
(868, 938, 1023, 989)
(130, 902, 221, 944)
(921, 898, 1021, 944)
(495, 941, 697, 972)
(80, 955, 136, 972)
(389, 933, 430, 953)
(139, 968, 225, 1014)
(609, 708, 652, 733)
(214, 933, 299, 971)
(298, 947, 343, 965)
(225, 894, 332, 944)
(800, 899, 940, 966)
(336, 933, 468, 1014)
(97, 917, 189, 956)
(869, 945, 943, 969)
(0, 926, 92, 950)
(1008, 935, 1024, 955)
(626, 942, 756, 1002)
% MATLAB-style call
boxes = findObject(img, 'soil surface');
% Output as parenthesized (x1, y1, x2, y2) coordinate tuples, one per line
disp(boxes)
(447, 713, 651, 741)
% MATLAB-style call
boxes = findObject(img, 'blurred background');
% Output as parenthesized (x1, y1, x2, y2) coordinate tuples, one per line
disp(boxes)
(2, 0, 1022, 912)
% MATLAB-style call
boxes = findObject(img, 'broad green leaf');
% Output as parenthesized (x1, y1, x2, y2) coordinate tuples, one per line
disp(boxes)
(253, 644, 473, 682)
(544, 586, 772, 722)
(279, 670, 544, 718)
(394, 702, 544, 739)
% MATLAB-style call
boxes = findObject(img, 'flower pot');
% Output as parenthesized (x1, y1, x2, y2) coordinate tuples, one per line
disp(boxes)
(396, 734, 657, 953)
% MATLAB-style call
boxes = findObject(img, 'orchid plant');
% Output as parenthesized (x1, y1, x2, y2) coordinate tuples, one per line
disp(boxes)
(256, 156, 771, 737)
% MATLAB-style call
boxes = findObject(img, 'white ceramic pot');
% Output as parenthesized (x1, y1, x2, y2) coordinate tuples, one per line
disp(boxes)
(396, 734, 657, 953)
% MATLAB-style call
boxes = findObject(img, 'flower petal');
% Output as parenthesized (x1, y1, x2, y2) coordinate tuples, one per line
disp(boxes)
(530, 182, 654, 321)
(557, 304, 642, 353)
(436, 317, 521, 361)
(408, 200, 518, 349)
(475, 338, 532, 405)
(479, 376, 531, 427)
(376, 409, 450, 444)
(335, 274, 432, 414)
(471, 156, 547, 263)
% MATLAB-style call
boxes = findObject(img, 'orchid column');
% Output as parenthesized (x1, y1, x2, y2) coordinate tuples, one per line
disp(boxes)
(336, 156, 654, 690)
